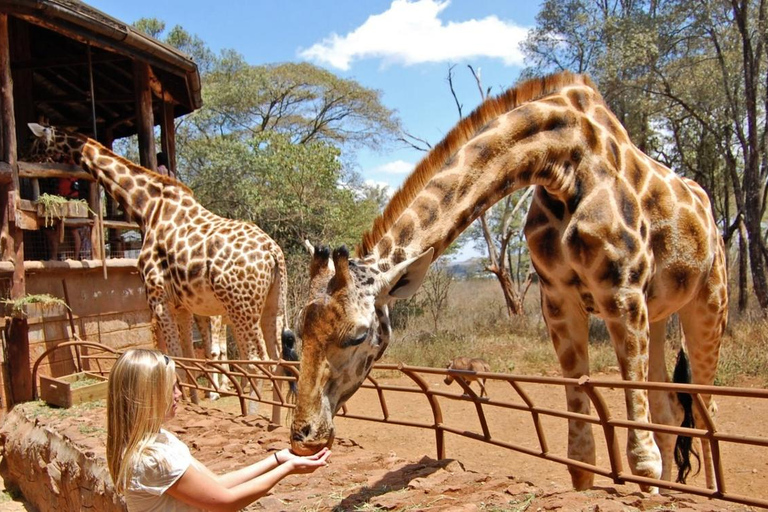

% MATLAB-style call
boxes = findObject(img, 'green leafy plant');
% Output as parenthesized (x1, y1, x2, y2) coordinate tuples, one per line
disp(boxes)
(0, 293, 70, 318)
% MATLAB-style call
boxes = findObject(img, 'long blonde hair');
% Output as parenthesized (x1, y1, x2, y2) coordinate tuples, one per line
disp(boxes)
(107, 349, 177, 493)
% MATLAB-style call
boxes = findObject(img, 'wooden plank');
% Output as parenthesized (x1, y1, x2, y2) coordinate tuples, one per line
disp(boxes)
(14, 207, 40, 230)
(0, 258, 140, 273)
(102, 219, 140, 230)
(17, 162, 94, 181)
(5, 318, 32, 405)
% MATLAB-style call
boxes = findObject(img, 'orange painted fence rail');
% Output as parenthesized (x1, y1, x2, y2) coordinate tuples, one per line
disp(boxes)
(31, 341, 768, 509)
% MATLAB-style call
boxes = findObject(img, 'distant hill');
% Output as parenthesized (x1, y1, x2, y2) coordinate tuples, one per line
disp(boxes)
(447, 257, 488, 279)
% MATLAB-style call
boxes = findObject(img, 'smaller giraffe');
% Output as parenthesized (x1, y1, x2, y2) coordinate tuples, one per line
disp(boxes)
(444, 357, 491, 398)
(27, 123, 291, 420)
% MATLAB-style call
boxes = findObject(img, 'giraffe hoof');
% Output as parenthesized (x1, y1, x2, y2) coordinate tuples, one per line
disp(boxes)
(207, 391, 221, 401)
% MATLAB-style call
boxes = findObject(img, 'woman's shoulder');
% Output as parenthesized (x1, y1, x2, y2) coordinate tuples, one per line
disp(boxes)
(131, 430, 192, 490)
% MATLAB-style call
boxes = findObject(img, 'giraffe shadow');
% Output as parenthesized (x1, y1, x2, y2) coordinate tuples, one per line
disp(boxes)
(332, 456, 456, 511)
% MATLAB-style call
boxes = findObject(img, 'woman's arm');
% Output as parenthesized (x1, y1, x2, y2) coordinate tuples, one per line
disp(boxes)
(166, 448, 331, 512)
(213, 448, 301, 488)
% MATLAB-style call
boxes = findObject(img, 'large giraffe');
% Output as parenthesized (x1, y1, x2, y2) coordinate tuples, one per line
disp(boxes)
(27, 123, 290, 418)
(288, 73, 728, 492)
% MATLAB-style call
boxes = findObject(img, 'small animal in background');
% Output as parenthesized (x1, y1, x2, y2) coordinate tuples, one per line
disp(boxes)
(444, 357, 491, 398)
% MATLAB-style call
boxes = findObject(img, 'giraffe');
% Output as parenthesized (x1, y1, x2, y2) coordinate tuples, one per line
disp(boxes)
(27, 123, 291, 419)
(193, 314, 231, 400)
(288, 72, 728, 492)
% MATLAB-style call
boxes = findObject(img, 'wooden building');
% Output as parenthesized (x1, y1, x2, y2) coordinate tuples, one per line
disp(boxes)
(0, 0, 202, 412)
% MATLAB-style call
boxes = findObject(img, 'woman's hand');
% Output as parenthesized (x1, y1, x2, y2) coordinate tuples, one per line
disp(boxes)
(285, 447, 331, 475)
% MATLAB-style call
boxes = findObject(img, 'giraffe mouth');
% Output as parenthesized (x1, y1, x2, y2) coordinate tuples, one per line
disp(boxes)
(290, 431, 335, 456)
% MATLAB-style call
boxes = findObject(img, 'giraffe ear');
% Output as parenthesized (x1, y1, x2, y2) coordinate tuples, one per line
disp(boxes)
(380, 248, 434, 299)
(28, 122, 51, 140)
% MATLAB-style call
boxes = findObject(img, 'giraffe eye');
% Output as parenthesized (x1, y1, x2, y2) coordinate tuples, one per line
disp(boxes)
(341, 329, 370, 348)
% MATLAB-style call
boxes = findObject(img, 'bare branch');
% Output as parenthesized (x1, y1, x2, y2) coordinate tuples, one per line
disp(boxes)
(447, 64, 463, 118)
(398, 131, 432, 152)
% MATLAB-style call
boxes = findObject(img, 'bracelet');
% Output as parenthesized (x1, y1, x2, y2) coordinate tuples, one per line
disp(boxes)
(274, 452, 280, 465)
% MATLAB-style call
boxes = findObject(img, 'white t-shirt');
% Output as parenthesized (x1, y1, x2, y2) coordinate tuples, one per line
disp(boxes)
(125, 429, 206, 512)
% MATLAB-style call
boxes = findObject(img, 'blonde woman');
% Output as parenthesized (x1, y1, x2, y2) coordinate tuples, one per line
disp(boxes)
(107, 349, 330, 512)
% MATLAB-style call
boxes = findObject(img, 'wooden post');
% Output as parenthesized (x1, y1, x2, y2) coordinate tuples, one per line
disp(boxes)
(161, 101, 176, 178)
(1, 14, 31, 407)
(5, 318, 32, 404)
(133, 60, 156, 170)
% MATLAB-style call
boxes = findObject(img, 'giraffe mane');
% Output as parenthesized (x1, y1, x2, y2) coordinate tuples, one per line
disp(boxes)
(357, 71, 598, 257)
(68, 131, 193, 194)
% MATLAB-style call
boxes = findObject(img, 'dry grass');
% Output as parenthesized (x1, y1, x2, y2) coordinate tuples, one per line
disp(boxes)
(382, 278, 767, 387)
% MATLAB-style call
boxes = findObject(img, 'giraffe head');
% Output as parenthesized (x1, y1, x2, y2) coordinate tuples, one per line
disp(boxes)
(290, 244, 432, 455)
(26, 123, 84, 165)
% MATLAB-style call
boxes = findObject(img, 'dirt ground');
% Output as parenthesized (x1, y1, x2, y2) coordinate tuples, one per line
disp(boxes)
(1, 370, 767, 511)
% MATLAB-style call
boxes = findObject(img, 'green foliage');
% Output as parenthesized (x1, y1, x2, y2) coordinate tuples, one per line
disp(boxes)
(198, 57, 400, 151)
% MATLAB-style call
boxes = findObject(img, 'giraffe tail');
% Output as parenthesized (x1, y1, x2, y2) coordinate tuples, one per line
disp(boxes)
(673, 347, 700, 483)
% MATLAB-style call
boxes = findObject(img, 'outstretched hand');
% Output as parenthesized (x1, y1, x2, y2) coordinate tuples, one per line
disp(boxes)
(281, 447, 331, 475)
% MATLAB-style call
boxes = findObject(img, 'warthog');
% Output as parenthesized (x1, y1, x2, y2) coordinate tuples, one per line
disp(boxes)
(444, 357, 491, 398)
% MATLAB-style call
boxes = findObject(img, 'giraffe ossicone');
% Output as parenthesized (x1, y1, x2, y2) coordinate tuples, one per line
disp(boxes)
(288, 72, 727, 493)
(27, 123, 292, 420)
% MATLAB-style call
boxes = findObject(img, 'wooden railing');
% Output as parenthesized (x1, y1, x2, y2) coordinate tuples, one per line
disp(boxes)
(30, 341, 768, 509)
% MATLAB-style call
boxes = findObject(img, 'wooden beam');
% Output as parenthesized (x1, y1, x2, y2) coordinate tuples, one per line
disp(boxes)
(161, 100, 176, 177)
(0, 13, 25, 299)
(12, 53, 127, 70)
(102, 219, 140, 230)
(35, 94, 135, 104)
(0, 257, 140, 274)
(17, 162, 94, 181)
(1, 14, 17, 178)
(133, 60, 156, 169)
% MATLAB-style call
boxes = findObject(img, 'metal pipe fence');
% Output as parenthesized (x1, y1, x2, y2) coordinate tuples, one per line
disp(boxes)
(30, 341, 768, 509)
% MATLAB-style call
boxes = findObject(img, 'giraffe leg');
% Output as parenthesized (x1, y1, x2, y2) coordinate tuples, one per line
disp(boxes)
(541, 291, 595, 490)
(479, 378, 488, 398)
(211, 315, 231, 394)
(230, 315, 269, 416)
(194, 315, 220, 401)
(147, 297, 199, 404)
(260, 273, 285, 426)
(678, 275, 727, 490)
(176, 309, 200, 405)
(647, 317, 684, 486)
(604, 294, 661, 493)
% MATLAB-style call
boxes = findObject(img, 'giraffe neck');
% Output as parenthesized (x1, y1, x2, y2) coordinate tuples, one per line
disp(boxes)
(369, 87, 593, 267)
(64, 133, 163, 226)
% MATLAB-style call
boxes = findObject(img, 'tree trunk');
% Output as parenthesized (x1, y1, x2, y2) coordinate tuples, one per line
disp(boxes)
(738, 218, 749, 311)
(489, 266, 523, 316)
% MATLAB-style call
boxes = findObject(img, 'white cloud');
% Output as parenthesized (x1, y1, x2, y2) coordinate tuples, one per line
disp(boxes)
(364, 179, 396, 198)
(370, 159, 414, 175)
(299, 0, 528, 70)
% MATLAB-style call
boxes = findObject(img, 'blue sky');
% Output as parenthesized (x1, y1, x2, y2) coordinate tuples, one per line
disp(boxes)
(88, 0, 544, 258)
